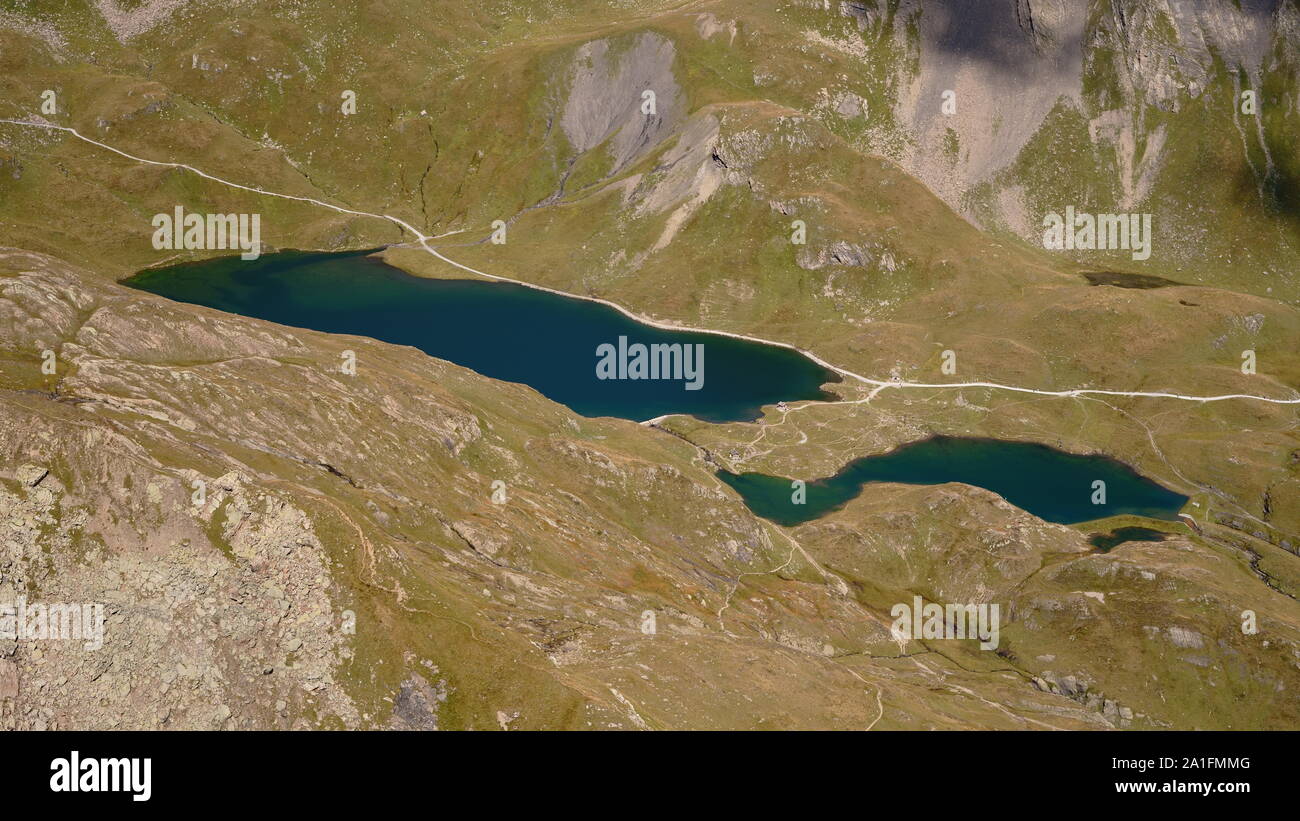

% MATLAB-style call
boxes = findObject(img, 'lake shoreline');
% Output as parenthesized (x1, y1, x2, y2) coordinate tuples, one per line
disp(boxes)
(716, 434, 1190, 527)
(122, 248, 840, 424)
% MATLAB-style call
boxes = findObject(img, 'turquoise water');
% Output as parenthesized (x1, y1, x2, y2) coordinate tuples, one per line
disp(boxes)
(717, 436, 1188, 526)
(122, 249, 840, 423)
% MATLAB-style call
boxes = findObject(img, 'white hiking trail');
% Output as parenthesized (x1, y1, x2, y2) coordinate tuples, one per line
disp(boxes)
(6, 118, 1299, 412)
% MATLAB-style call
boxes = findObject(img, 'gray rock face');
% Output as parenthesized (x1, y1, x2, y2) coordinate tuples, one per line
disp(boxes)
(14, 464, 48, 488)
(797, 241, 875, 270)
(560, 32, 683, 176)
(850, 0, 1300, 238)
(388, 673, 449, 730)
(889, 0, 1089, 206)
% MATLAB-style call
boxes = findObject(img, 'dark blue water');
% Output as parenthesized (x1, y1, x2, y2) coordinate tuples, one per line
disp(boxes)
(718, 436, 1188, 526)
(1088, 526, 1168, 551)
(122, 249, 840, 423)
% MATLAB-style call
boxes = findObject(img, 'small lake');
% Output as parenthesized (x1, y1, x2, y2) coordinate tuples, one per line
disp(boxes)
(1087, 526, 1168, 552)
(718, 436, 1188, 526)
(122, 249, 840, 423)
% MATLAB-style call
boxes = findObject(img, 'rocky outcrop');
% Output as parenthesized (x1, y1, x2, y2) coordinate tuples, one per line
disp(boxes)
(560, 32, 683, 176)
